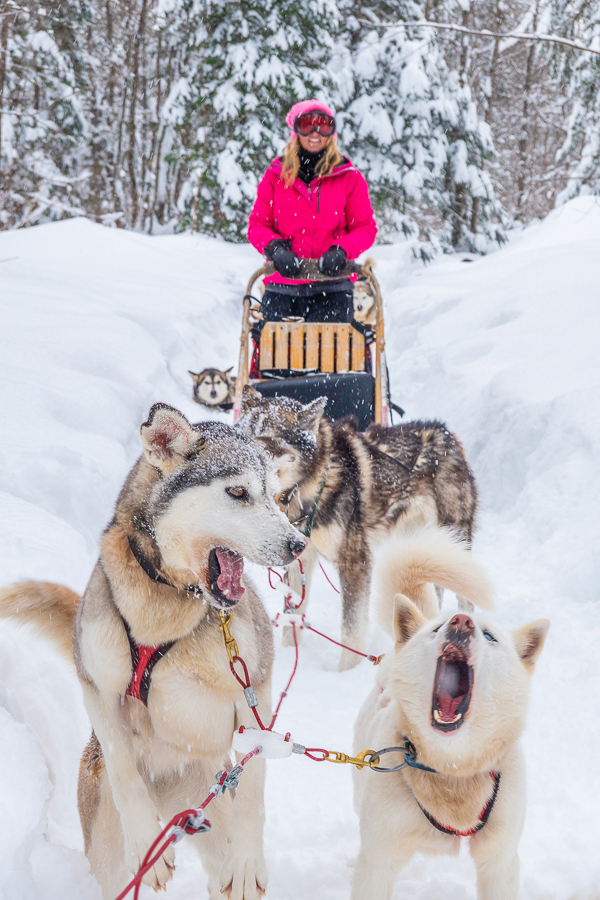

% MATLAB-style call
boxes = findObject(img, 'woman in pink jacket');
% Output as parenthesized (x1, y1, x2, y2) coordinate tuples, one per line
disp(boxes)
(248, 99, 377, 329)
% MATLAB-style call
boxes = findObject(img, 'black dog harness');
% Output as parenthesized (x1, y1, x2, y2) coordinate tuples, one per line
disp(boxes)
(415, 770, 501, 837)
(122, 536, 202, 706)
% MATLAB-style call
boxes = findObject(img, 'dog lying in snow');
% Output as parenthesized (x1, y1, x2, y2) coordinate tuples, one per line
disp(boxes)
(189, 366, 236, 409)
(0, 404, 306, 899)
(351, 526, 549, 900)
(239, 387, 478, 670)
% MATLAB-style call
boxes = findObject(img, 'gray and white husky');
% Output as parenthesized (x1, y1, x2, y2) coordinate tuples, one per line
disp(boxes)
(0, 404, 306, 900)
(239, 387, 479, 670)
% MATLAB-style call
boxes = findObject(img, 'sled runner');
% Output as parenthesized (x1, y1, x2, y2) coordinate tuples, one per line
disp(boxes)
(232, 260, 391, 429)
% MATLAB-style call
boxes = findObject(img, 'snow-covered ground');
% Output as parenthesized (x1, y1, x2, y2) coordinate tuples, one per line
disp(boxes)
(0, 198, 599, 899)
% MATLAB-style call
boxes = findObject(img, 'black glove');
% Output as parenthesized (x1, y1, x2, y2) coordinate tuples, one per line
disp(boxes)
(319, 245, 347, 276)
(264, 239, 301, 278)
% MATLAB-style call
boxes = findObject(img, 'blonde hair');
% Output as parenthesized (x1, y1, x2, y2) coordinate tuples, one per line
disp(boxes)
(280, 136, 344, 186)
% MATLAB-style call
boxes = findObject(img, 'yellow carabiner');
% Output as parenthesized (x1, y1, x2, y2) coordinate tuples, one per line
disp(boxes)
(218, 610, 239, 662)
(324, 748, 380, 770)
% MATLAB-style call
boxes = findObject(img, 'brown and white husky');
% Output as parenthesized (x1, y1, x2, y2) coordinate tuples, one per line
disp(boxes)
(0, 404, 306, 899)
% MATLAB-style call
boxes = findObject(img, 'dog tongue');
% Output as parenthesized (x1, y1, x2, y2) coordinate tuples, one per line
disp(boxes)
(437, 692, 464, 720)
(215, 548, 245, 602)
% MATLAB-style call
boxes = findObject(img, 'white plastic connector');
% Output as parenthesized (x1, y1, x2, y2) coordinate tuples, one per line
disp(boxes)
(232, 727, 294, 759)
(275, 582, 303, 609)
(280, 612, 305, 627)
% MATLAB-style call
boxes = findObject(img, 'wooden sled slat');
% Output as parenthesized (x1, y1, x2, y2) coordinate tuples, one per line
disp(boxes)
(351, 329, 365, 372)
(290, 326, 304, 370)
(321, 324, 335, 372)
(260, 323, 275, 370)
(305, 324, 320, 369)
(274, 323, 290, 369)
(336, 325, 350, 372)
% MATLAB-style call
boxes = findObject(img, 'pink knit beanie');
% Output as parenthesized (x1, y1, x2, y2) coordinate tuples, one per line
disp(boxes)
(286, 99, 337, 143)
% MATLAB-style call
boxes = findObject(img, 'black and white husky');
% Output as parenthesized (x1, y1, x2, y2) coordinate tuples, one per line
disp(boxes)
(190, 366, 236, 409)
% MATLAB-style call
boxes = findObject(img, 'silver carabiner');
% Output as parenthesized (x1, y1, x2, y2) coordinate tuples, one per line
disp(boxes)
(368, 746, 409, 773)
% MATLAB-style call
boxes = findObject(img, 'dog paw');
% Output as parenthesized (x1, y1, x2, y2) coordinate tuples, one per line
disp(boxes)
(219, 850, 268, 899)
(339, 648, 363, 671)
(125, 830, 176, 892)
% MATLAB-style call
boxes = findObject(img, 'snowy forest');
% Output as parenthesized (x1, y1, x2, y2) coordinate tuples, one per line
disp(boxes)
(0, 0, 599, 253)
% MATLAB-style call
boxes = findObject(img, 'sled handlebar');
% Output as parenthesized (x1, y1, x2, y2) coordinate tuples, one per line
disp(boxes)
(264, 259, 362, 281)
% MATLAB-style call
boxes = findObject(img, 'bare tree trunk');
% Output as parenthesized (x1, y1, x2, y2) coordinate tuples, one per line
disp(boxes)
(127, 0, 148, 227)
(484, 0, 504, 127)
(451, 5, 471, 246)
(106, 0, 117, 109)
(516, 0, 540, 217)
(0, 5, 11, 165)
(116, 0, 137, 224)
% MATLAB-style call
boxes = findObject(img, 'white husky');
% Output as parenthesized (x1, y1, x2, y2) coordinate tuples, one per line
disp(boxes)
(352, 527, 549, 900)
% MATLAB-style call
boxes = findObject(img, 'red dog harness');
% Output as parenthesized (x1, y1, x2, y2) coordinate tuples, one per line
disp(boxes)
(121, 616, 175, 707)
(121, 535, 206, 705)
(415, 771, 501, 837)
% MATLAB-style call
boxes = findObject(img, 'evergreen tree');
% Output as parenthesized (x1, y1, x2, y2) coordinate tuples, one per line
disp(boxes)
(0, 0, 90, 228)
(170, 0, 339, 240)
(552, 0, 600, 202)
(332, 0, 505, 254)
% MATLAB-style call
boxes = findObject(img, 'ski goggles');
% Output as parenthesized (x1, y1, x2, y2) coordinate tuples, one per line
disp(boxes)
(293, 111, 336, 137)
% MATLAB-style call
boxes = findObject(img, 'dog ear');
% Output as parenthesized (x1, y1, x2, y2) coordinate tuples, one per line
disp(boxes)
(393, 594, 426, 645)
(141, 404, 200, 473)
(241, 384, 262, 411)
(299, 396, 327, 434)
(223, 366, 233, 376)
(188, 370, 201, 384)
(512, 619, 550, 669)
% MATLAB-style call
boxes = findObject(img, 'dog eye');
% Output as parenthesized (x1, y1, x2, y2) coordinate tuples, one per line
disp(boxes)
(226, 486, 248, 500)
(483, 630, 496, 642)
(431, 624, 441, 634)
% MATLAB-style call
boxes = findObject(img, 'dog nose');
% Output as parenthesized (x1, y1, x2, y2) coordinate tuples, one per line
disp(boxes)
(448, 614, 474, 639)
(288, 537, 307, 558)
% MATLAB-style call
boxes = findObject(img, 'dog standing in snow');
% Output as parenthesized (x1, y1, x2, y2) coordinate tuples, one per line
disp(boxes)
(239, 387, 478, 670)
(352, 527, 549, 900)
(0, 404, 306, 899)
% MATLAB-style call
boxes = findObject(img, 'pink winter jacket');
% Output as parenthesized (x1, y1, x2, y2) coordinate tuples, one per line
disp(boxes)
(247, 156, 377, 286)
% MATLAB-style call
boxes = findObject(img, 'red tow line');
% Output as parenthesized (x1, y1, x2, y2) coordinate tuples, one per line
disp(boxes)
(270, 557, 384, 666)
(111, 558, 373, 900)
(113, 748, 260, 900)
(226, 619, 299, 732)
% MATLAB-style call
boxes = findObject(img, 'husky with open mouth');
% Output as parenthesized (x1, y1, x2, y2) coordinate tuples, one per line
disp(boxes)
(352, 526, 549, 900)
(0, 404, 306, 900)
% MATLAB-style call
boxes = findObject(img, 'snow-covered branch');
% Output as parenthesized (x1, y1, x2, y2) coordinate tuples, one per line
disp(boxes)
(358, 19, 600, 57)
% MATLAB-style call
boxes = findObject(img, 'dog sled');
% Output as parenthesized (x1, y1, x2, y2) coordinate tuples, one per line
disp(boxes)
(232, 259, 392, 430)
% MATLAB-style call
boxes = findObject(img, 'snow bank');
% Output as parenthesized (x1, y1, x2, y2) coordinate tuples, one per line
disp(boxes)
(0, 199, 599, 898)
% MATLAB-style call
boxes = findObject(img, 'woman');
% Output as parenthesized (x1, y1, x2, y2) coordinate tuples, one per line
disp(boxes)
(248, 99, 377, 330)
